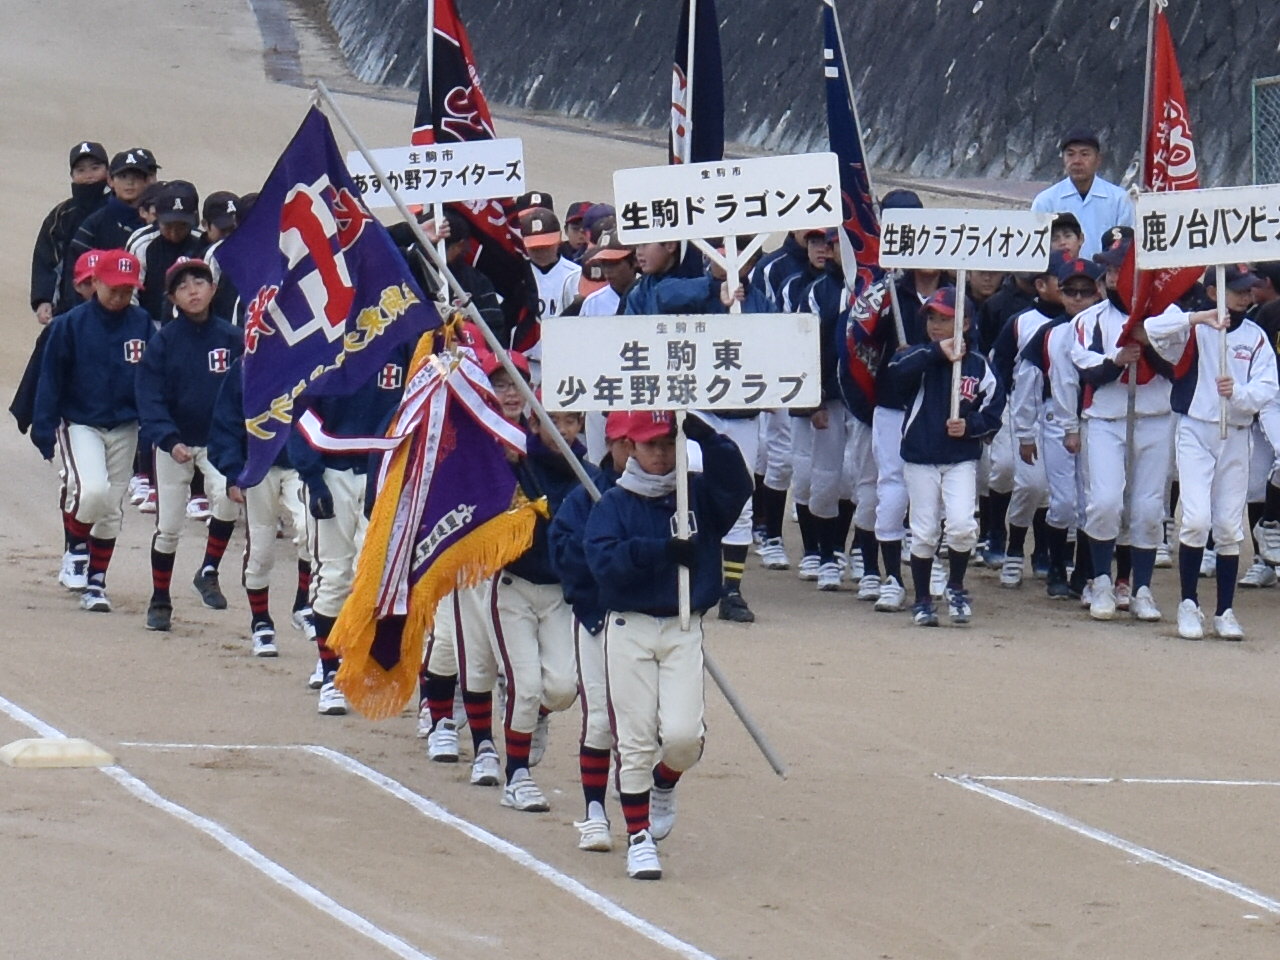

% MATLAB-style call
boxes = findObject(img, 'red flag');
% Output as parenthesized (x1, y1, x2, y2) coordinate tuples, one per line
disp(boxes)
(1118, 7, 1201, 354)
(414, 0, 535, 349)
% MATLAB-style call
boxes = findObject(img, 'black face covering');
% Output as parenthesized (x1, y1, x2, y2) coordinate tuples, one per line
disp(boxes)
(71, 179, 107, 207)
(1228, 308, 1248, 328)
(1106, 287, 1129, 313)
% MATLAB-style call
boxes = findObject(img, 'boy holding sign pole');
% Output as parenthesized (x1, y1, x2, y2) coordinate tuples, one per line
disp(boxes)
(1144, 266, 1278, 640)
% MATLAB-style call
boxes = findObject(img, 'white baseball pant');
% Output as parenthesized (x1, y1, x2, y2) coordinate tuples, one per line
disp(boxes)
(872, 407, 908, 542)
(453, 583, 499, 693)
(1248, 420, 1275, 503)
(986, 420, 1015, 495)
(1040, 417, 1081, 530)
(758, 409, 794, 491)
(903, 460, 979, 558)
(790, 416, 814, 507)
(575, 621, 612, 752)
(153, 446, 237, 554)
(58, 421, 138, 540)
(1008, 437, 1048, 528)
(809, 401, 854, 519)
(490, 572, 578, 735)
(1175, 417, 1249, 555)
(845, 417, 877, 530)
(604, 611, 705, 796)
(701, 414, 759, 547)
(310, 468, 368, 619)
(243, 465, 310, 590)
(1082, 415, 1173, 549)
(425, 593, 459, 677)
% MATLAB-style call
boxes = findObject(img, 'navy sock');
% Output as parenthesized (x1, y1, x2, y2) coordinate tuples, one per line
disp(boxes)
(1008, 524, 1028, 557)
(855, 527, 880, 576)
(1131, 547, 1156, 590)
(987, 491, 1010, 549)
(910, 554, 933, 603)
(1179, 546, 1203, 603)
(1090, 537, 1116, 581)
(1116, 544, 1132, 583)
(880, 539, 903, 584)
(1045, 525, 1070, 575)
(1215, 554, 1239, 615)
(836, 500, 854, 556)
(947, 549, 970, 591)
(1266, 481, 1280, 522)
(795, 503, 819, 556)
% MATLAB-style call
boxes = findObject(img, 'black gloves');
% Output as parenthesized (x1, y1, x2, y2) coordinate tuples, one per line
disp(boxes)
(308, 479, 335, 520)
(681, 413, 716, 442)
(665, 536, 698, 569)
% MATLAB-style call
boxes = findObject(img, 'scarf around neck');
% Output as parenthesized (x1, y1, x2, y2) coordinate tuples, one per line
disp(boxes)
(617, 456, 677, 498)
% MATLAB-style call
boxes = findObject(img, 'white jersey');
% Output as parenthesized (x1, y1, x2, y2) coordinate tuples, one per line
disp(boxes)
(1145, 307, 1278, 427)
(1069, 299, 1172, 419)
(1046, 321, 1082, 433)
(579, 284, 621, 317)
(531, 257, 582, 320)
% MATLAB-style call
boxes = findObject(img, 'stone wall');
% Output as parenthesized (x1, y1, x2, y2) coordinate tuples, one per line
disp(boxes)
(322, 0, 1280, 187)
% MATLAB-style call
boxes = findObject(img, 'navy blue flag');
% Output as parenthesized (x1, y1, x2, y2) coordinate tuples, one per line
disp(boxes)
(216, 107, 441, 487)
(669, 0, 724, 165)
(823, 0, 881, 295)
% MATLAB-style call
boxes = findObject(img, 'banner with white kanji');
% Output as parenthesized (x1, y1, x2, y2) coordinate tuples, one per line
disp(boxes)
(541, 313, 821, 412)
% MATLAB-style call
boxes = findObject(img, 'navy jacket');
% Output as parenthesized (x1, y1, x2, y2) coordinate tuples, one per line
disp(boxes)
(804, 264, 847, 405)
(991, 298, 1064, 399)
(207, 358, 294, 484)
(131, 229, 209, 323)
(135, 312, 243, 452)
(507, 433, 599, 586)
(756, 234, 810, 308)
(70, 196, 144, 259)
(287, 343, 413, 482)
(30, 182, 110, 311)
(977, 275, 1036, 354)
(584, 431, 752, 616)
(889, 342, 1004, 465)
(870, 275, 931, 412)
(32, 297, 154, 455)
(623, 271, 725, 315)
(549, 462, 620, 635)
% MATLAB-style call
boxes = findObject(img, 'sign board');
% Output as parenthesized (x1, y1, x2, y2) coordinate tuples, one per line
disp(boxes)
(345, 138, 526, 207)
(541, 313, 821, 412)
(880, 208, 1054, 271)
(613, 153, 841, 244)
(1135, 182, 1280, 270)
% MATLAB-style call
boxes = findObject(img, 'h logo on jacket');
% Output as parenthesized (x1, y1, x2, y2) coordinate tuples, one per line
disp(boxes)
(379, 363, 403, 390)
(123, 339, 145, 364)
(208, 348, 230, 374)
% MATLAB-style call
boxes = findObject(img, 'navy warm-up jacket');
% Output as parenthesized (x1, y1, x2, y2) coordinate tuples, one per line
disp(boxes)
(889, 341, 1005, 465)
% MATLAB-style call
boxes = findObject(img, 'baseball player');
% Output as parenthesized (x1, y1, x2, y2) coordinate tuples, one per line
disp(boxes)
(135, 259, 243, 632)
(1145, 267, 1279, 640)
(32, 250, 153, 612)
(70, 150, 158, 257)
(129, 182, 208, 324)
(887, 287, 1004, 627)
(1069, 233, 1174, 622)
(584, 411, 751, 880)
(30, 141, 111, 325)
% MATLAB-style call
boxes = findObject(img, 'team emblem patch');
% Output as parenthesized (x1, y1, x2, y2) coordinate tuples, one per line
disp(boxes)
(208, 348, 231, 373)
(379, 363, 403, 390)
(123, 339, 145, 364)
(958, 375, 980, 403)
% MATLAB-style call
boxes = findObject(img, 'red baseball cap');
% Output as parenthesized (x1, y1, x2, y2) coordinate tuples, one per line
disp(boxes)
(164, 257, 213, 294)
(628, 411, 676, 443)
(478, 348, 531, 381)
(605, 410, 640, 441)
(73, 249, 105, 285)
(93, 249, 143, 288)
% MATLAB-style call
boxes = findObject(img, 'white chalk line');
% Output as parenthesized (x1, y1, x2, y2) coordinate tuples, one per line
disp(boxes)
(940, 774, 1280, 915)
(1, 700, 436, 960)
(969, 774, 1280, 787)
(123, 740, 721, 960)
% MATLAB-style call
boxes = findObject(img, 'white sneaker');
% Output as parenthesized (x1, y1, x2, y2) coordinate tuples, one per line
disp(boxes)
(1199, 548, 1217, 578)
(128, 474, 150, 505)
(307, 659, 324, 690)
(1177, 599, 1205, 639)
(760, 538, 790, 570)
(1213, 608, 1245, 640)
(1080, 581, 1094, 609)
(857, 573, 882, 602)
(186, 496, 211, 520)
(58, 550, 88, 591)
(649, 784, 676, 840)
(138, 490, 157, 514)
(1130, 586, 1161, 622)
(1238, 560, 1277, 589)
(874, 576, 905, 612)
(816, 561, 842, 591)
(471, 741, 501, 786)
(427, 718, 459, 763)
(501, 768, 550, 812)
(1000, 555, 1024, 588)
(575, 802, 613, 852)
(416, 702, 432, 738)
(1089, 575, 1117, 620)
(849, 551, 864, 584)
(1115, 580, 1132, 611)
(291, 607, 317, 640)
(1155, 542, 1173, 569)
(930, 559, 946, 599)
(251, 623, 278, 657)
(80, 586, 111, 613)
(626, 829, 662, 880)
(797, 555, 820, 581)
(530, 712, 550, 767)
(1255, 520, 1280, 565)
(317, 680, 347, 715)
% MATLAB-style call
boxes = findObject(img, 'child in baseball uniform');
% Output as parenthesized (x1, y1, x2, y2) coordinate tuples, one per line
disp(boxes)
(135, 259, 243, 632)
(887, 287, 1004, 627)
(584, 412, 751, 880)
(32, 249, 153, 613)
(1145, 266, 1279, 640)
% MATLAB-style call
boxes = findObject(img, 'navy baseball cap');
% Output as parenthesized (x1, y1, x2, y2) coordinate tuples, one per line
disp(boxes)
(1093, 226, 1134, 267)
(124, 146, 161, 172)
(565, 201, 593, 224)
(1051, 212, 1083, 236)
(1207, 264, 1260, 292)
(155, 181, 199, 227)
(1059, 127, 1101, 152)
(109, 149, 151, 176)
(881, 188, 923, 210)
(1053, 257, 1104, 283)
(1253, 262, 1280, 288)
(582, 203, 617, 241)
(921, 286, 975, 319)
(202, 191, 240, 231)
(69, 141, 108, 170)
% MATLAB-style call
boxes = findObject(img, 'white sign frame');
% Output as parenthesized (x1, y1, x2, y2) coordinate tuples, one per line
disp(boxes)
(612, 152, 842, 244)
(541, 313, 821, 413)
(1135, 183, 1280, 270)
(345, 138, 526, 207)
(879, 208, 1055, 271)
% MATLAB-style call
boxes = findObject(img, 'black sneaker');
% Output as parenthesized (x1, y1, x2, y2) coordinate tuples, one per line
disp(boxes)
(1046, 569, 1072, 599)
(192, 568, 227, 610)
(717, 590, 755, 623)
(146, 600, 172, 631)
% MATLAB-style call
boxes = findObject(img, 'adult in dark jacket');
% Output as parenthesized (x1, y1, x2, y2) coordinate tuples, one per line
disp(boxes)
(30, 141, 110, 323)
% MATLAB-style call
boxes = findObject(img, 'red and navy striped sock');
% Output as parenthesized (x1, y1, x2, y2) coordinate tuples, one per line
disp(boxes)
(65, 514, 90, 553)
(201, 518, 235, 572)
(311, 613, 340, 681)
(423, 672, 456, 727)
(504, 729, 531, 782)
(294, 559, 312, 611)
(87, 537, 115, 587)
(463, 690, 493, 751)
(580, 746, 610, 809)
(247, 586, 270, 622)
(653, 762, 683, 790)
(150, 546, 176, 602)
(620, 790, 651, 835)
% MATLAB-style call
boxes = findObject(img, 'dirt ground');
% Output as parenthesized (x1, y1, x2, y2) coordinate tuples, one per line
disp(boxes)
(3, 2, 1280, 959)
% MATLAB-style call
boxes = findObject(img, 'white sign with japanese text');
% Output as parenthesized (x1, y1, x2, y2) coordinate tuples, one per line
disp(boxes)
(345, 138, 526, 207)
(612, 153, 841, 244)
(541, 313, 821, 412)
(1135, 183, 1280, 270)
(879, 208, 1055, 271)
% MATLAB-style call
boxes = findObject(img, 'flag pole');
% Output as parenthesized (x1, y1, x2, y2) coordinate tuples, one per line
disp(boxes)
(314, 80, 788, 778)
(423, 2, 448, 270)
(950, 269, 968, 419)
(685, 0, 698, 163)
(1216, 263, 1228, 439)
